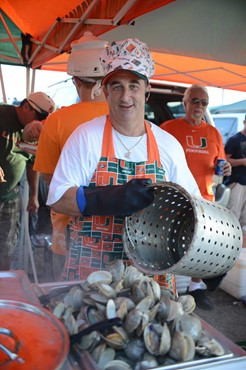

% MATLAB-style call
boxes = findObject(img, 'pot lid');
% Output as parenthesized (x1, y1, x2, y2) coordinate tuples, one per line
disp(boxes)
(0, 300, 69, 369)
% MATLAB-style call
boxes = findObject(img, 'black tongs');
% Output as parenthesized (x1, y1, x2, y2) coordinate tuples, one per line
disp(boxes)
(70, 317, 123, 345)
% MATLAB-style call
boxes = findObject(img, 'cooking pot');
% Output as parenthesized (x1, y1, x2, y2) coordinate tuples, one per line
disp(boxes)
(123, 182, 243, 278)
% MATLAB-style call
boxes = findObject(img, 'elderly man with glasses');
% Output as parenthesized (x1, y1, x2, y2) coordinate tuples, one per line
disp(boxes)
(0, 91, 55, 270)
(160, 84, 231, 310)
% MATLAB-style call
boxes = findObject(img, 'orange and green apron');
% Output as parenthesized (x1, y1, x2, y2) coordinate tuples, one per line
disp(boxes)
(50, 211, 69, 256)
(63, 117, 176, 294)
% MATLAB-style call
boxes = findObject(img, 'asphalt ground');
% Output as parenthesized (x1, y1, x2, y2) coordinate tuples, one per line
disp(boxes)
(194, 288, 246, 344)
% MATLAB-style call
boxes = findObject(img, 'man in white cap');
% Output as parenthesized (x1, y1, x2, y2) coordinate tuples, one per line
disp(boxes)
(31, 32, 109, 280)
(46, 38, 200, 294)
(0, 91, 55, 270)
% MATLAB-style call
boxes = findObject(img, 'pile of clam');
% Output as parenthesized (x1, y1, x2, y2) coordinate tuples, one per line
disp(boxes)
(51, 260, 225, 369)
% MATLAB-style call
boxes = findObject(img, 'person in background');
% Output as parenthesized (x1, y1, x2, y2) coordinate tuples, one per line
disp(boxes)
(0, 92, 55, 270)
(160, 84, 231, 309)
(224, 115, 246, 248)
(46, 38, 200, 296)
(27, 32, 109, 280)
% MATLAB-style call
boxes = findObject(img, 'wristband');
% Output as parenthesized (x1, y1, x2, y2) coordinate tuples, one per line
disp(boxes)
(76, 186, 87, 213)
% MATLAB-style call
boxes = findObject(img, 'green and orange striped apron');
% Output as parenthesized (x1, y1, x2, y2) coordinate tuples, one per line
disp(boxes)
(63, 116, 176, 294)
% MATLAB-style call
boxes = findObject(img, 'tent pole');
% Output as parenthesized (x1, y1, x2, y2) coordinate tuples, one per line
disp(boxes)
(57, 0, 99, 54)
(222, 89, 224, 105)
(31, 69, 36, 93)
(20, 174, 39, 284)
(0, 13, 23, 64)
(28, 20, 60, 65)
(26, 67, 31, 97)
(0, 65, 7, 103)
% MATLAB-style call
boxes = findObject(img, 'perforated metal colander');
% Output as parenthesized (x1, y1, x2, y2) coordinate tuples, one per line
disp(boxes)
(122, 182, 243, 278)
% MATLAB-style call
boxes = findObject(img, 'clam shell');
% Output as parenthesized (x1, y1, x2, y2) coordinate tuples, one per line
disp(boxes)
(87, 271, 112, 286)
(103, 359, 132, 370)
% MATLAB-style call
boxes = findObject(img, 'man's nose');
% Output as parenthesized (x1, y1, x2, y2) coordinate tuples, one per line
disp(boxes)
(120, 88, 131, 100)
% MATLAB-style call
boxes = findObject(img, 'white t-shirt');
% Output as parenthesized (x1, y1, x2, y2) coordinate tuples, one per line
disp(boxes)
(47, 116, 200, 205)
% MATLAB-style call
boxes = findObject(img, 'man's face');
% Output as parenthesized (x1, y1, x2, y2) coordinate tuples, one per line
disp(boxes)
(103, 71, 149, 123)
(21, 102, 40, 126)
(184, 88, 209, 122)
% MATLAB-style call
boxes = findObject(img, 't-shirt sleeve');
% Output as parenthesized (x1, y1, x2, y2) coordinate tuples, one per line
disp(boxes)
(224, 136, 236, 155)
(159, 120, 174, 132)
(34, 114, 60, 174)
(46, 118, 104, 205)
(47, 130, 89, 205)
(215, 128, 226, 160)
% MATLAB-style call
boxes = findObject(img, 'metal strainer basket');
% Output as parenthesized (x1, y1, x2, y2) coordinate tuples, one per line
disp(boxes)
(122, 182, 243, 278)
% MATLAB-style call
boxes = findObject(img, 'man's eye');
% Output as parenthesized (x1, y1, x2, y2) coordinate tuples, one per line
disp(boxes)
(113, 85, 122, 91)
(130, 84, 139, 91)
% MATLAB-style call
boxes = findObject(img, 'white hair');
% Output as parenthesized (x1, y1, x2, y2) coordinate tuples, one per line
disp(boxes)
(183, 84, 209, 103)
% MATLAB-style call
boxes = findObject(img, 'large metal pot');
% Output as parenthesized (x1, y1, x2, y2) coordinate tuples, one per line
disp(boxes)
(123, 182, 243, 278)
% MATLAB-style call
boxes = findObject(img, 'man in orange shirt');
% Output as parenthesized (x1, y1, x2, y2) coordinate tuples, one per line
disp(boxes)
(161, 84, 231, 309)
(31, 32, 109, 280)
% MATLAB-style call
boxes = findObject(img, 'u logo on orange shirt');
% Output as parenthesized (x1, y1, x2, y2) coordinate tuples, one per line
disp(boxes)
(186, 136, 207, 148)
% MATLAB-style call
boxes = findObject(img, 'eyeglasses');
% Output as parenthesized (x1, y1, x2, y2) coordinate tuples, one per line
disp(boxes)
(189, 98, 209, 107)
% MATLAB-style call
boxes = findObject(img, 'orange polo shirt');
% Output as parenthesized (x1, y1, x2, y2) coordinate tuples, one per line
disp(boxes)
(160, 118, 226, 201)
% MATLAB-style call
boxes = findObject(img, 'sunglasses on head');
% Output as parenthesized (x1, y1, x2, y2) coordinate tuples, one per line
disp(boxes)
(189, 98, 209, 107)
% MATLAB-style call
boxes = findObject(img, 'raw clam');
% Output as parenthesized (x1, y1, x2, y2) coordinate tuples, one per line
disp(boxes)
(87, 270, 112, 286)
(196, 333, 225, 357)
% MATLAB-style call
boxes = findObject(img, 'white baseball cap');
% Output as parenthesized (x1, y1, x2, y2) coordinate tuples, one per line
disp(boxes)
(67, 32, 108, 78)
(100, 38, 155, 85)
(27, 92, 55, 115)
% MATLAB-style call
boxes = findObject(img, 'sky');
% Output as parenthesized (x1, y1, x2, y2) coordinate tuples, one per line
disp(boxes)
(1, 64, 246, 108)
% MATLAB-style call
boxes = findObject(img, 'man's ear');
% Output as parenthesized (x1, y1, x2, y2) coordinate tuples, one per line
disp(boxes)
(23, 101, 31, 112)
(145, 85, 151, 102)
(103, 85, 109, 99)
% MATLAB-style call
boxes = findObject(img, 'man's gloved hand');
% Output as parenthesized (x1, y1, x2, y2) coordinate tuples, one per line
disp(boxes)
(76, 178, 154, 216)
(203, 273, 227, 292)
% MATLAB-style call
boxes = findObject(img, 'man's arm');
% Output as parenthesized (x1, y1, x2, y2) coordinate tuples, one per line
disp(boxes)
(0, 166, 6, 183)
(26, 162, 39, 214)
(52, 187, 81, 216)
(41, 173, 52, 185)
(226, 153, 246, 167)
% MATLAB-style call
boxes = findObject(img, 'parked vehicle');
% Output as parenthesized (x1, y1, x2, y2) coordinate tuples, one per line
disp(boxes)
(212, 113, 245, 144)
